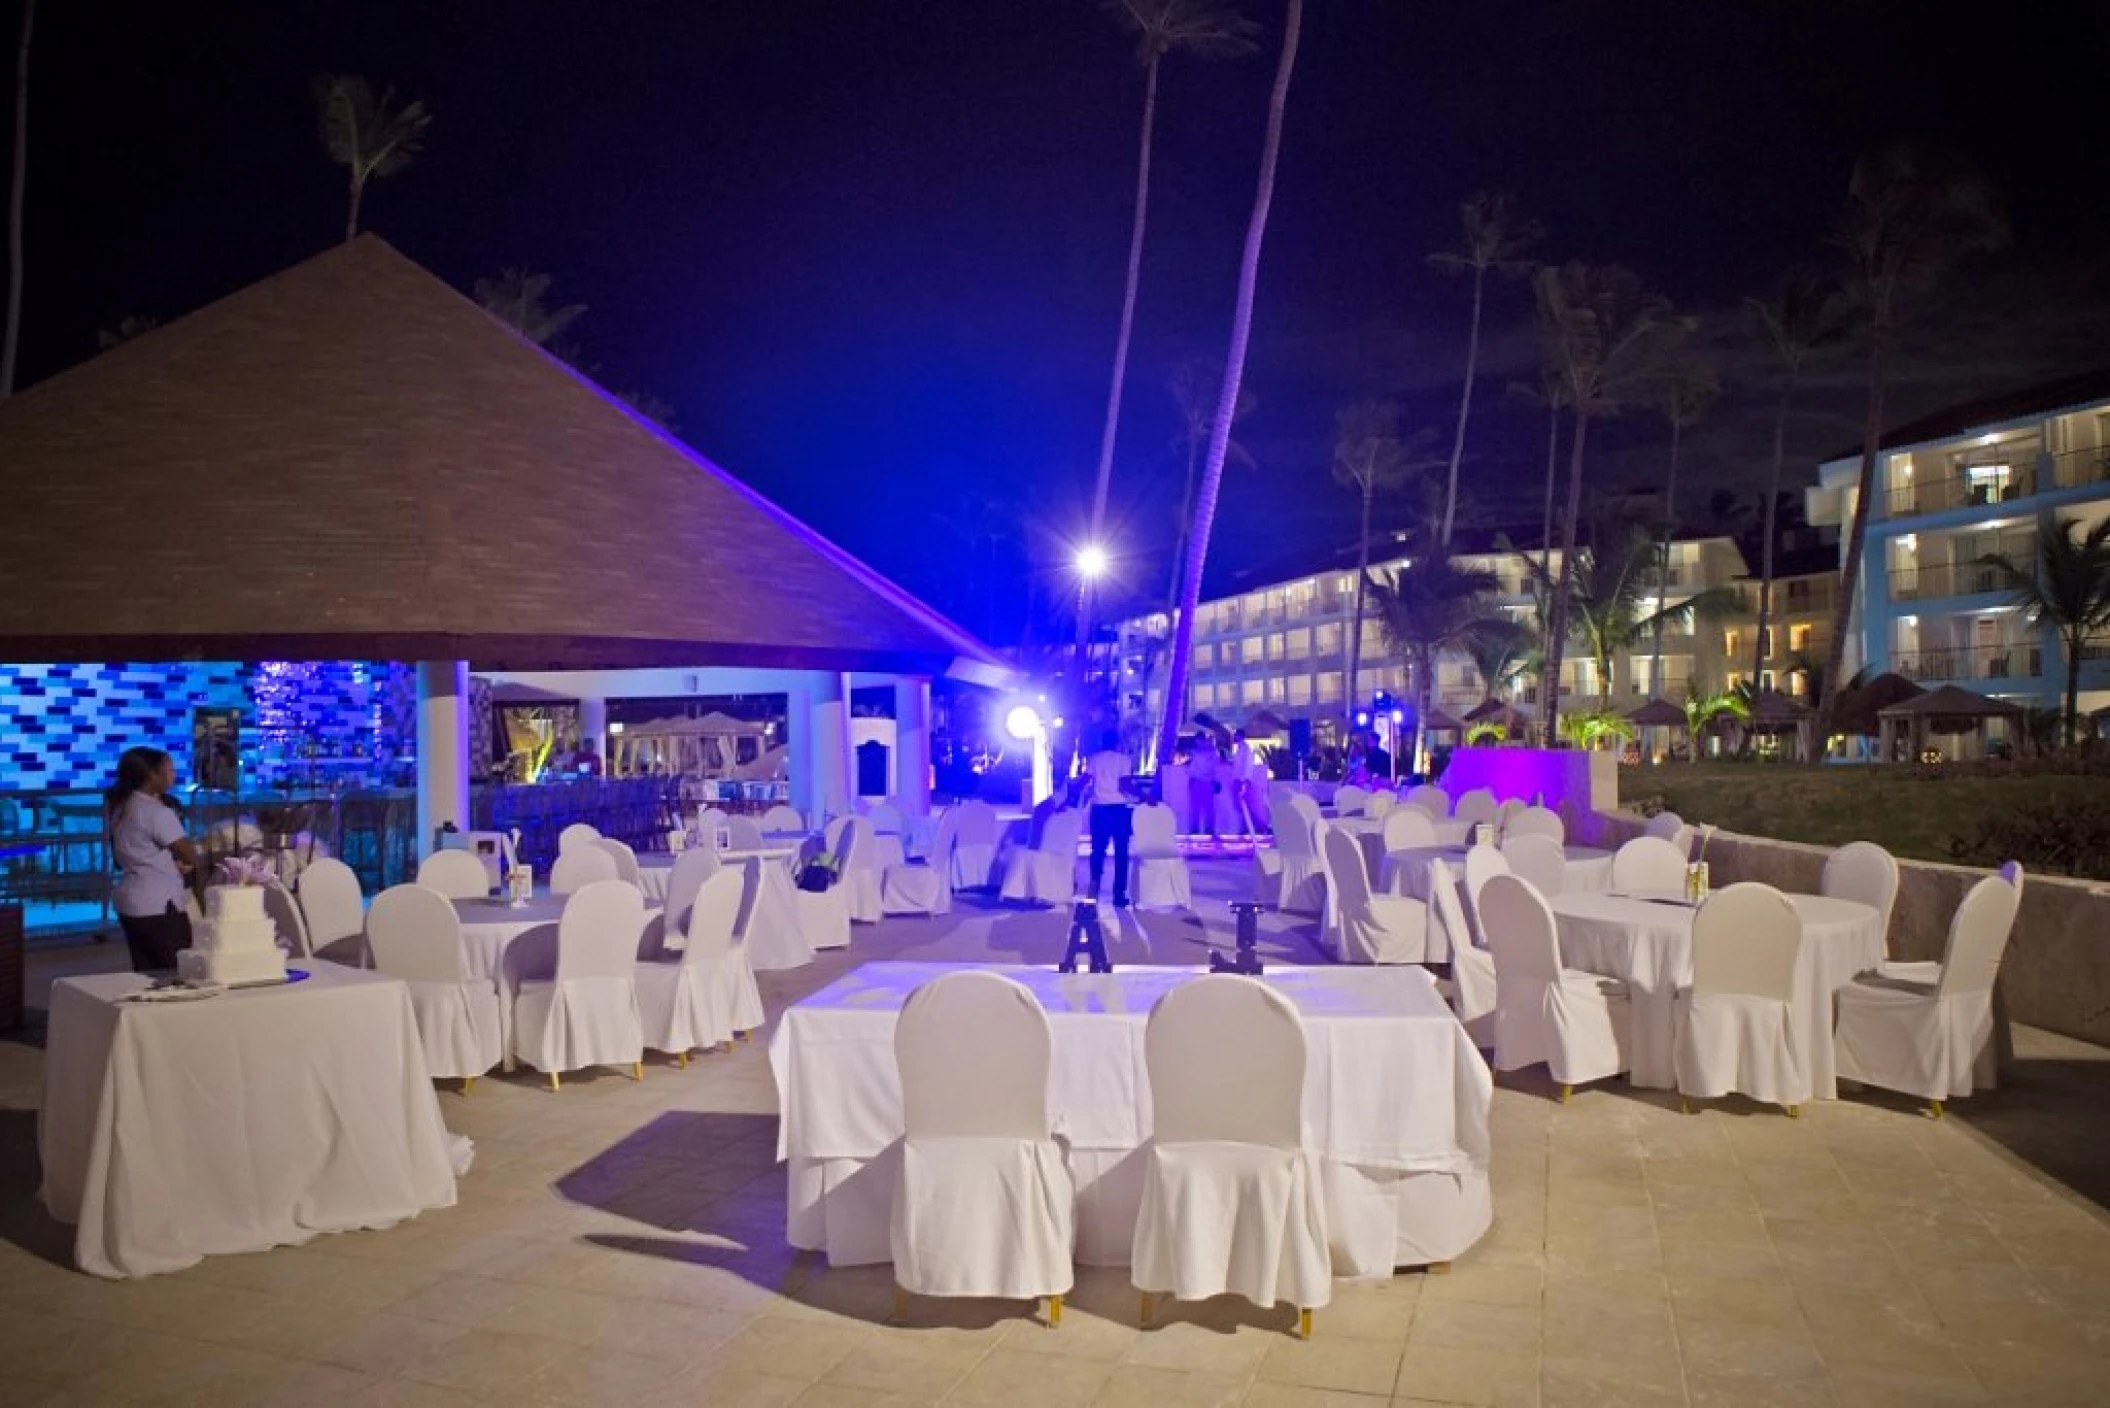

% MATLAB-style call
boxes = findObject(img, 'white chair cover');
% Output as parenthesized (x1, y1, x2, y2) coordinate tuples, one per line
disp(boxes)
(1321, 827, 1427, 964)
(637, 868, 759, 1053)
(1835, 871, 2022, 1103)
(1823, 842, 1900, 949)
(882, 808, 956, 917)
(259, 882, 311, 958)
(1482, 874, 1630, 1089)
(1453, 789, 1498, 826)
(661, 847, 723, 936)
(367, 885, 501, 1081)
(1130, 803, 1192, 910)
(1461, 846, 1511, 945)
(1673, 884, 1809, 1108)
(295, 857, 366, 966)
(1333, 784, 1369, 816)
(1643, 811, 1694, 856)
(1611, 837, 1688, 894)
(557, 822, 603, 855)
(696, 806, 730, 840)
(947, 799, 1001, 890)
(416, 849, 492, 900)
(866, 801, 906, 838)
(1507, 806, 1564, 844)
(513, 880, 647, 1077)
(1500, 834, 1567, 899)
(1271, 795, 1328, 915)
(1381, 806, 1439, 854)
(761, 804, 805, 833)
(1431, 860, 1494, 1048)
(551, 845, 619, 895)
(1363, 791, 1395, 818)
(826, 815, 883, 924)
(891, 972, 1075, 1301)
(1132, 976, 1331, 1312)
(594, 837, 643, 887)
(999, 809, 1082, 905)
(726, 815, 766, 851)
(1405, 785, 1450, 818)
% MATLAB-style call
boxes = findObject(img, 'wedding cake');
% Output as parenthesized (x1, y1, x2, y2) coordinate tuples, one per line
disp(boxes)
(178, 883, 289, 987)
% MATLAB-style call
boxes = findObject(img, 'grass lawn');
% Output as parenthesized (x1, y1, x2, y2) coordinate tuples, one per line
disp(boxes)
(1618, 761, 2105, 868)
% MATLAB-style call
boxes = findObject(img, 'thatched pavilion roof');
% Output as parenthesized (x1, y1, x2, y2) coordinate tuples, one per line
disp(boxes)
(0, 237, 1006, 682)
(1625, 698, 1688, 729)
(1878, 684, 2024, 720)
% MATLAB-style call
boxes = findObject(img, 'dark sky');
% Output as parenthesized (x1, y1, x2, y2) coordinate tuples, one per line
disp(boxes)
(13, 1, 2110, 641)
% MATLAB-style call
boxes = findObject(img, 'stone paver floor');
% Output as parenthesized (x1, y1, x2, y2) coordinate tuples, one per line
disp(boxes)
(2, 858, 2107, 1406)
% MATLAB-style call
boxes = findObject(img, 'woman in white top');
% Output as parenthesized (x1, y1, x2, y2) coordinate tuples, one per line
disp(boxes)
(105, 747, 201, 971)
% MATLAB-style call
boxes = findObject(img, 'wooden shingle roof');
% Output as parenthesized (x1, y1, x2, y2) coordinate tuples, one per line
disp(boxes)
(0, 237, 1007, 680)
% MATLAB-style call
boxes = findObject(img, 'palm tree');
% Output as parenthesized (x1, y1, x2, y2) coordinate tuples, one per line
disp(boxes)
(1365, 545, 1509, 774)
(1646, 357, 1720, 697)
(1, 0, 35, 398)
(1746, 268, 1849, 691)
(1508, 373, 1568, 586)
(473, 269, 587, 347)
(1086, 1, 1258, 547)
(1812, 147, 2008, 745)
(1463, 620, 1533, 707)
(97, 315, 159, 351)
(1163, 358, 1256, 612)
(1155, 0, 1304, 769)
(1532, 262, 1689, 741)
(1527, 515, 1736, 710)
(1332, 400, 1428, 712)
(312, 75, 433, 243)
(1429, 191, 1542, 547)
(1981, 517, 2110, 748)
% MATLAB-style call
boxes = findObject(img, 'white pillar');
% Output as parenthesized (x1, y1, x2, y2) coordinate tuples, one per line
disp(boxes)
(416, 660, 471, 859)
(893, 676, 933, 815)
(786, 680, 816, 817)
(578, 696, 607, 765)
(812, 672, 853, 816)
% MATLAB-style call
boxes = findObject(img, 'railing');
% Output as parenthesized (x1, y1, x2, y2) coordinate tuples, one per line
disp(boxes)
(1889, 561, 2012, 601)
(2051, 445, 2110, 493)
(1891, 643, 2043, 684)
(1886, 461, 2039, 518)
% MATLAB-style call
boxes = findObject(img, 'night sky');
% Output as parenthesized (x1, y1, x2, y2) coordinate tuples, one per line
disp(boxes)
(13, 1, 2110, 642)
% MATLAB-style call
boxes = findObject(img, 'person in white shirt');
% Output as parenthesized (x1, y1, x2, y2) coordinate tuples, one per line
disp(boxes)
(1228, 729, 1259, 836)
(104, 746, 201, 971)
(1187, 732, 1222, 844)
(1082, 732, 1136, 906)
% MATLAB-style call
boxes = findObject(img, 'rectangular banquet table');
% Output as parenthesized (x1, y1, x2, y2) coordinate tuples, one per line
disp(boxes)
(39, 964, 469, 1278)
(770, 961, 1494, 1278)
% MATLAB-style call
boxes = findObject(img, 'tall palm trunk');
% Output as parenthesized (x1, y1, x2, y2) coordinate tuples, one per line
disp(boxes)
(1539, 400, 1560, 584)
(1541, 411, 1591, 745)
(345, 175, 364, 244)
(2062, 625, 2082, 748)
(1750, 373, 1798, 689)
(1, 0, 34, 398)
(1155, 0, 1303, 768)
(1087, 55, 1161, 547)
(1346, 482, 1373, 715)
(1647, 414, 1684, 699)
(1440, 262, 1486, 547)
(1816, 314, 1889, 753)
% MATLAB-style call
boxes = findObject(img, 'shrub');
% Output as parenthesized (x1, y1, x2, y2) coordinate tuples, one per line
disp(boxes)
(1945, 798, 2110, 880)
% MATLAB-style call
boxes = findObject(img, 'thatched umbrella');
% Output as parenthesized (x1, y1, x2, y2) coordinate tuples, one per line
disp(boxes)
(1835, 671, 1925, 737)
(1463, 697, 1532, 733)
(1878, 683, 2022, 761)
(1746, 690, 1809, 733)
(1625, 698, 1688, 729)
(1423, 705, 1470, 733)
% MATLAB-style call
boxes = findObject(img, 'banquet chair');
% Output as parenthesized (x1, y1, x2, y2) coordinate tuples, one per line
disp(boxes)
(1822, 842, 1900, 948)
(827, 815, 884, 925)
(1268, 795, 1328, 915)
(1674, 883, 1809, 1115)
(1132, 975, 1331, 1336)
(1405, 784, 1450, 819)
(367, 884, 502, 1090)
(1332, 784, 1369, 817)
(636, 868, 760, 1061)
(999, 808, 1083, 906)
(261, 883, 312, 959)
(661, 846, 724, 937)
(1507, 806, 1565, 845)
(1321, 827, 1426, 964)
(594, 837, 644, 887)
(882, 807, 957, 917)
(1430, 859, 1494, 1049)
(417, 848, 493, 900)
(1834, 869, 2022, 1117)
(866, 800, 906, 838)
(1643, 811, 1693, 854)
(1610, 836, 1688, 895)
(557, 822, 603, 855)
(551, 844, 619, 895)
(1363, 791, 1396, 819)
(514, 879, 648, 1089)
(1376, 806, 1439, 893)
(950, 799, 1001, 890)
(1461, 846, 1511, 945)
(891, 971, 1075, 1323)
(726, 815, 767, 852)
(1482, 874, 1630, 1101)
(1130, 803, 1192, 910)
(761, 804, 805, 834)
(1500, 834, 1567, 899)
(296, 856, 368, 967)
(1452, 789, 1499, 827)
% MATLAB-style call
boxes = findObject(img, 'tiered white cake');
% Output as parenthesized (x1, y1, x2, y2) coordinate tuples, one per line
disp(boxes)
(177, 884, 289, 987)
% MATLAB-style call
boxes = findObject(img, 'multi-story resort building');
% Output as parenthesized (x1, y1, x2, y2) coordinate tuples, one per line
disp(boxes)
(1806, 371, 2110, 717)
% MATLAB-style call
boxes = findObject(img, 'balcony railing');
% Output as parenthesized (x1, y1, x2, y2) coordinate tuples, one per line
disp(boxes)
(2051, 445, 2110, 493)
(1889, 561, 2011, 601)
(1886, 462, 2038, 518)
(1892, 642, 2042, 684)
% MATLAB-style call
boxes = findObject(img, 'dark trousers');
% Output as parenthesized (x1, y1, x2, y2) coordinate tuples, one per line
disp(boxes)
(1088, 804, 1132, 902)
(118, 905, 193, 973)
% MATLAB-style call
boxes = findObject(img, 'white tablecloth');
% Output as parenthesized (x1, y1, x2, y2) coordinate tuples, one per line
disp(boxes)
(38, 965, 467, 1278)
(1334, 818, 1477, 877)
(1384, 845, 1612, 901)
(770, 962, 1493, 1277)
(1552, 892, 1886, 1097)
(636, 857, 674, 902)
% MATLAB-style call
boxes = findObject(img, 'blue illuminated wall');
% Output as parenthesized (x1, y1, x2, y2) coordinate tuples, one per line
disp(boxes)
(0, 661, 418, 793)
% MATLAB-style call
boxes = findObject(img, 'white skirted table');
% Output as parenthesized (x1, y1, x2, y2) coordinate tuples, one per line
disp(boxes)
(1551, 891, 1886, 1098)
(39, 965, 468, 1278)
(1332, 818, 1478, 878)
(1381, 845, 1612, 901)
(771, 961, 1493, 1277)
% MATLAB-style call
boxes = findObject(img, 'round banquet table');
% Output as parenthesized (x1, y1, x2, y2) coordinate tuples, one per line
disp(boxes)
(1551, 891, 1885, 1098)
(1380, 844, 1611, 904)
(1333, 817, 1477, 877)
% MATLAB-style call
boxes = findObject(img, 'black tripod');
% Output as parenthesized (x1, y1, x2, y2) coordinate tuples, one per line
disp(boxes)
(1059, 896, 1112, 974)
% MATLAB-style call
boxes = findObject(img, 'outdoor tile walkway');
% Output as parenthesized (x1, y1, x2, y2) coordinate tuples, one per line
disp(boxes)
(2, 857, 2106, 1406)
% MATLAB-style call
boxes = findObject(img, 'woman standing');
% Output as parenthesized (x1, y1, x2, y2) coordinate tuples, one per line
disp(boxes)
(105, 746, 200, 971)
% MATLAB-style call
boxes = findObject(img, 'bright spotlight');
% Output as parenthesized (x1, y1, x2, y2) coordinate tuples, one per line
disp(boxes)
(1390, 709, 1405, 724)
(1075, 543, 1110, 580)
(1004, 704, 1043, 742)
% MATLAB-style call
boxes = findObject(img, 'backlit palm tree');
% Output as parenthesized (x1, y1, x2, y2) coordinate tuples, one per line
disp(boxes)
(1646, 357, 1719, 697)
(1366, 546, 1512, 773)
(1430, 191, 1542, 546)
(473, 269, 587, 348)
(1, 0, 36, 398)
(1163, 358, 1256, 610)
(1527, 515, 1736, 710)
(1981, 517, 2110, 747)
(1332, 400, 1432, 712)
(313, 75, 433, 243)
(1155, 0, 1303, 768)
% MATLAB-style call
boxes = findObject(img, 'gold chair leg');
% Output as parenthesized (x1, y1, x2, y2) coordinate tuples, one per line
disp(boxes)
(1928, 1099, 1944, 1120)
(892, 1286, 909, 1323)
(1047, 1294, 1063, 1328)
(1139, 1291, 1153, 1327)
(1426, 1260, 1452, 1275)
(461, 1076, 476, 1096)
(1558, 1084, 1572, 1104)
(736, 1030, 751, 1042)
(1298, 1307, 1314, 1339)
(1680, 1096, 1693, 1115)
(632, 1061, 645, 1081)
(1784, 1103, 1802, 1119)
(676, 1051, 690, 1069)
(548, 1071, 561, 1092)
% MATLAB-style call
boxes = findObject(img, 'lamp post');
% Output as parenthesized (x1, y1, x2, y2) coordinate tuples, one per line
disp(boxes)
(1005, 701, 1053, 806)
(1068, 542, 1111, 764)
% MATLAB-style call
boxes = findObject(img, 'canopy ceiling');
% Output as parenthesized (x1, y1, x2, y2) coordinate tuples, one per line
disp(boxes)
(0, 237, 1007, 682)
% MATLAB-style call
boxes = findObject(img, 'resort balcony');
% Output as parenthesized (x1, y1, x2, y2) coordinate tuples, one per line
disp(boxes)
(1889, 560, 2012, 602)
(1885, 445, 2110, 520)
(1892, 641, 2044, 685)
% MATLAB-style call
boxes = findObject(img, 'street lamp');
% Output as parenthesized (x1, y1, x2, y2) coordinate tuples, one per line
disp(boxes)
(1075, 543, 1109, 581)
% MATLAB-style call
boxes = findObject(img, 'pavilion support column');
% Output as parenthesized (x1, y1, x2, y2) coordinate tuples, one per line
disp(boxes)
(416, 660, 471, 859)
(893, 676, 933, 815)
(578, 696, 607, 767)
(789, 672, 852, 822)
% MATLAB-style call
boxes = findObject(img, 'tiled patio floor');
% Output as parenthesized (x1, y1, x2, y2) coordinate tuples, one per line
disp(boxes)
(2, 859, 2107, 1406)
